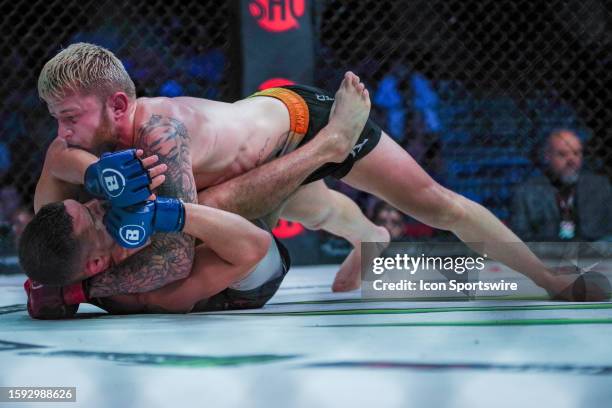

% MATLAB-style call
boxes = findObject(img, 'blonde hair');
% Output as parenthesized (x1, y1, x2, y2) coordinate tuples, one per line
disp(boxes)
(38, 42, 136, 103)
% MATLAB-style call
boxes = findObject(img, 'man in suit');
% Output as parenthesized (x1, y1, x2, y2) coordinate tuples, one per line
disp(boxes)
(511, 129, 612, 241)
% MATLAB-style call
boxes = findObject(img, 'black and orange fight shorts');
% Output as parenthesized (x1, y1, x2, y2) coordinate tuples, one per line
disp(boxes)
(250, 84, 382, 184)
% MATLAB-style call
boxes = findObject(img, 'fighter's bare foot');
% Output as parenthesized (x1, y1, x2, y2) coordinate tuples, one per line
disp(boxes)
(326, 71, 371, 163)
(332, 225, 390, 292)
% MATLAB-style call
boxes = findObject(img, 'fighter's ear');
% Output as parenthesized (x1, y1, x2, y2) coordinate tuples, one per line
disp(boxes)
(107, 92, 130, 119)
(84, 255, 111, 277)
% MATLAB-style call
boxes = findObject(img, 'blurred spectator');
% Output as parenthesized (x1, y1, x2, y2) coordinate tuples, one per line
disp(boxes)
(511, 129, 612, 241)
(402, 132, 445, 183)
(11, 206, 33, 246)
(410, 72, 442, 134)
(371, 201, 407, 241)
(0, 142, 20, 229)
(0, 143, 9, 175)
(0, 185, 19, 225)
(373, 74, 406, 141)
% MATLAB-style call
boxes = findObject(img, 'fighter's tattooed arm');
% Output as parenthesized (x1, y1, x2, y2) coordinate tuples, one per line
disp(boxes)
(87, 115, 197, 297)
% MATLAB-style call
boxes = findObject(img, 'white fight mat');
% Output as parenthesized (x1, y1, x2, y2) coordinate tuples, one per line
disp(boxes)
(1, 263, 612, 408)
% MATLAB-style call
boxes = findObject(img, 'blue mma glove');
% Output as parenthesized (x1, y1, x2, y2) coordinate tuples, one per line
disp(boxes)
(85, 149, 152, 207)
(104, 197, 186, 248)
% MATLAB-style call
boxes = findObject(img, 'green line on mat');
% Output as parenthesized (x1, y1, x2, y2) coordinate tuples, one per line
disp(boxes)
(208, 302, 612, 316)
(272, 295, 554, 305)
(313, 317, 612, 327)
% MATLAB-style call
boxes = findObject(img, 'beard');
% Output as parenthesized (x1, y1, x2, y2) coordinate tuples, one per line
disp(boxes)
(559, 170, 579, 186)
(91, 109, 116, 155)
(546, 166, 580, 189)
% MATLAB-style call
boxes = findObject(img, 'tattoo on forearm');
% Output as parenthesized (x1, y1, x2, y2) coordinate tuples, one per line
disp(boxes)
(88, 115, 197, 297)
(88, 233, 194, 297)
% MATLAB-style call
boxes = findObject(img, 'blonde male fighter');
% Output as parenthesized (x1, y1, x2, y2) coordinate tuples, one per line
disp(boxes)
(33, 43, 384, 298)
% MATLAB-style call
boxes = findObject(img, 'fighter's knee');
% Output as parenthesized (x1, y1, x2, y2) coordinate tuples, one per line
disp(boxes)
(421, 185, 467, 230)
(441, 193, 468, 230)
(303, 206, 336, 230)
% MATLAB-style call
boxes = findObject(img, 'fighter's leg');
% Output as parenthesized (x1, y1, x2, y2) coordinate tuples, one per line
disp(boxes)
(196, 72, 370, 220)
(342, 133, 461, 228)
(341, 132, 557, 289)
(280, 180, 389, 292)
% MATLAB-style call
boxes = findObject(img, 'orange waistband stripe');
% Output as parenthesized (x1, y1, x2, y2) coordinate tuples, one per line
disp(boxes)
(249, 88, 309, 157)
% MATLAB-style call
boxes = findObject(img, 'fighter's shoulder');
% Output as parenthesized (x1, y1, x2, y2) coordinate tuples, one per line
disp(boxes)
(133, 98, 182, 132)
(130, 99, 194, 159)
(135, 96, 187, 120)
(135, 97, 221, 138)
